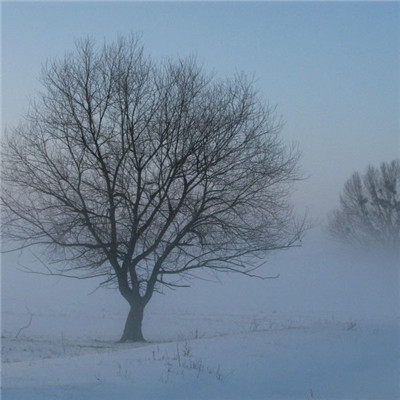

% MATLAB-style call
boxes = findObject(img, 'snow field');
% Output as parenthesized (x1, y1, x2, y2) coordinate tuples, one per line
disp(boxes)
(2, 238, 399, 399)
(2, 305, 399, 400)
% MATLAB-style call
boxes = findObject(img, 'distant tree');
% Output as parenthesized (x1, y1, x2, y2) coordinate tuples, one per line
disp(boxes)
(1, 35, 305, 342)
(329, 160, 400, 255)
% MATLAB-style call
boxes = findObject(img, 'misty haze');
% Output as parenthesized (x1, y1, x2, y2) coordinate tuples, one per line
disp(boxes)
(1, 3, 399, 400)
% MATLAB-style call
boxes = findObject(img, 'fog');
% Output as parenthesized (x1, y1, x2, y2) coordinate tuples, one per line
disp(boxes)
(1, 3, 399, 397)
(3, 228, 399, 340)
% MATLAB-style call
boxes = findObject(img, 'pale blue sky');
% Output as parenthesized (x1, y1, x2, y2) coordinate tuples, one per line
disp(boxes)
(2, 2, 399, 222)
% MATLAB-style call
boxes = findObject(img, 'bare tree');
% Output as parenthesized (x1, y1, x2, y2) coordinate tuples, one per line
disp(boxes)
(329, 160, 400, 255)
(2, 35, 305, 342)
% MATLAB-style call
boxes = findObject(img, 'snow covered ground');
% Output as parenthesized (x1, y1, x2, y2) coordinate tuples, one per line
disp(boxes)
(2, 235, 400, 399)
(2, 311, 400, 400)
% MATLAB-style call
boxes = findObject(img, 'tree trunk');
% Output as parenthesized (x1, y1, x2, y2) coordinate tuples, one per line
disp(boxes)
(119, 303, 145, 342)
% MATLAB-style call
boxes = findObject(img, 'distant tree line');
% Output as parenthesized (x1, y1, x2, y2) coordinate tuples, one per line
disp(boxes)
(329, 159, 400, 256)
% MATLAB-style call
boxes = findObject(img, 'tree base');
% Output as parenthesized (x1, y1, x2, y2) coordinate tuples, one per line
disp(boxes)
(118, 336, 146, 343)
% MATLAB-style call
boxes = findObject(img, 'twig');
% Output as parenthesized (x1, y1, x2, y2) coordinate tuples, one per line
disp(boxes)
(15, 308, 33, 338)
